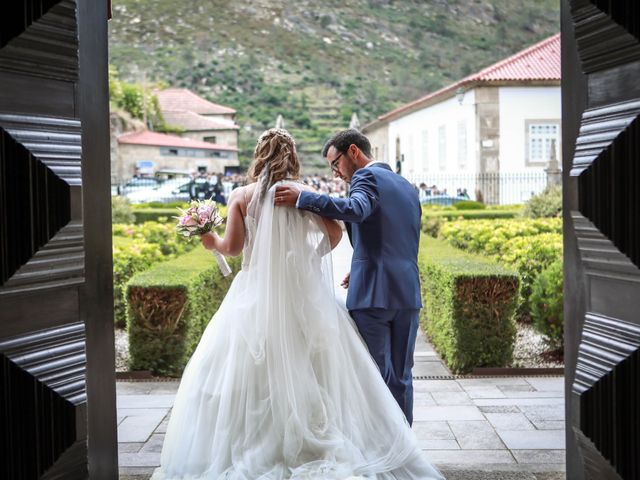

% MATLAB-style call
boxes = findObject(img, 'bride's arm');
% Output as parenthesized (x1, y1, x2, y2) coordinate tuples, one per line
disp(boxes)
(200, 188, 246, 257)
(320, 217, 342, 250)
(297, 183, 342, 249)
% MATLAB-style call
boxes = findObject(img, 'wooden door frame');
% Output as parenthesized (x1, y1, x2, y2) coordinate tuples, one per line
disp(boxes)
(561, 1, 588, 476)
(78, 0, 119, 476)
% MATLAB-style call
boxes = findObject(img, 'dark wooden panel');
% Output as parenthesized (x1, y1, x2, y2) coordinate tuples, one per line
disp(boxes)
(0, 0, 61, 48)
(577, 114, 640, 269)
(571, 0, 640, 73)
(0, 0, 78, 82)
(0, 71, 76, 118)
(0, 284, 79, 338)
(573, 314, 639, 479)
(0, 322, 86, 479)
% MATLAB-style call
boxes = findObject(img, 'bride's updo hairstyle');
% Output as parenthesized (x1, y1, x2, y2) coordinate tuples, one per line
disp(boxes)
(248, 129, 300, 195)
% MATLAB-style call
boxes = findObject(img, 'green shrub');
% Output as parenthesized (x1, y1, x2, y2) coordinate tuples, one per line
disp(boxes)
(112, 237, 164, 328)
(126, 248, 241, 376)
(419, 236, 520, 373)
(422, 215, 445, 238)
(440, 218, 561, 256)
(423, 209, 521, 221)
(112, 196, 135, 224)
(131, 201, 189, 209)
(524, 185, 562, 218)
(530, 259, 564, 350)
(133, 208, 176, 224)
(498, 233, 563, 319)
(113, 221, 197, 257)
(453, 200, 486, 210)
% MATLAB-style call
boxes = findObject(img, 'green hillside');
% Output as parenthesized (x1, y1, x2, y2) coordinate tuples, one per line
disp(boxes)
(108, 0, 559, 170)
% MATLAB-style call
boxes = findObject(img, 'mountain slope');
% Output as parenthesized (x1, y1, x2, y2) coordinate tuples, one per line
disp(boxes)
(108, 0, 559, 169)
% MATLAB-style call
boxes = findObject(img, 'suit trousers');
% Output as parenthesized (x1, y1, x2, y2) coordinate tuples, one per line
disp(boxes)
(350, 308, 420, 425)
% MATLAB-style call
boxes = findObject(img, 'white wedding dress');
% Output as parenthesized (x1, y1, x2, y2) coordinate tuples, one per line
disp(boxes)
(151, 181, 444, 480)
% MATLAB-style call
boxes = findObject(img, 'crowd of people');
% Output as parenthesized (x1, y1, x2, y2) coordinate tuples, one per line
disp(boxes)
(414, 182, 470, 204)
(188, 172, 348, 205)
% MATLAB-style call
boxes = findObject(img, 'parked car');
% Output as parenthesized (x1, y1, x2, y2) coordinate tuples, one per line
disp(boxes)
(124, 178, 194, 204)
(421, 194, 469, 206)
(124, 177, 162, 189)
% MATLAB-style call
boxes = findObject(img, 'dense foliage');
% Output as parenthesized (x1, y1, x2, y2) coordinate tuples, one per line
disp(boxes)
(523, 185, 562, 218)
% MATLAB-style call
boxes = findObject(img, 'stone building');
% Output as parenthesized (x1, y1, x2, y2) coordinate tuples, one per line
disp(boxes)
(363, 34, 561, 204)
(156, 88, 239, 147)
(115, 130, 238, 181)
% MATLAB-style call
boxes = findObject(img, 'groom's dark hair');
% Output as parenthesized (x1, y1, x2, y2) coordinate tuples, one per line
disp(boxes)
(323, 129, 372, 159)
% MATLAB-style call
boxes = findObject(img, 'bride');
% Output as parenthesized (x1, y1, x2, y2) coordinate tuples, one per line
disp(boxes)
(151, 128, 444, 480)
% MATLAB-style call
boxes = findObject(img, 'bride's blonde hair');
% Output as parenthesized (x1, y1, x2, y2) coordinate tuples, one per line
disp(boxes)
(247, 129, 300, 194)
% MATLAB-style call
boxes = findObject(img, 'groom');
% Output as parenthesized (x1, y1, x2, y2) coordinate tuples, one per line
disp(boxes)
(275, 129, 422, 425)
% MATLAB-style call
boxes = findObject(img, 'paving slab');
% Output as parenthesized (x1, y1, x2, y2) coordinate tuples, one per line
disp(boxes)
(497, 430, 566, 450)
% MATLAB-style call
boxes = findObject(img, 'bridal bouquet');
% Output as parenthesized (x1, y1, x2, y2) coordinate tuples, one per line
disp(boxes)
(175, 199, 232, 277)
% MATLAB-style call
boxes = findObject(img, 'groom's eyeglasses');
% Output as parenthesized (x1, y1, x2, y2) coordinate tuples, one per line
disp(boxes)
(330, 153, 344, 173)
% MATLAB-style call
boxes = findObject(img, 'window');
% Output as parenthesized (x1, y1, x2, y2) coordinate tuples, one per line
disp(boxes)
(526, 121, 560, 165)
(408, 134, 414, 173)
(421, 130, 429, 172)
(457, 121, 467, 169)
(438, 125, 446, 171)
(204, 136, 217, 144)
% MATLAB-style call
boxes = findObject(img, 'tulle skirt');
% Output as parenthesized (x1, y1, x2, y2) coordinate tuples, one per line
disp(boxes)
(150, 271, 443, 479)
(151, 182, 444, 479)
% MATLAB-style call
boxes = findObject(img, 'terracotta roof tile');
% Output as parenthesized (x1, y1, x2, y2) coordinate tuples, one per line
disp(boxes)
(118, 130, 238, 151)
(163, 110, 239, 131)
(376, 34, 560, 123)
(156, 88, 236, 115)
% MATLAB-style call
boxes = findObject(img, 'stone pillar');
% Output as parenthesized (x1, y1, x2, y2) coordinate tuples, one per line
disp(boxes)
(545, 139, 562, 187)
(475, 87, 500, 204)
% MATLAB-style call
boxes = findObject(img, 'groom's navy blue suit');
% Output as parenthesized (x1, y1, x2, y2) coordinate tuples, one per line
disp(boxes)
(297, 162, 422, 425)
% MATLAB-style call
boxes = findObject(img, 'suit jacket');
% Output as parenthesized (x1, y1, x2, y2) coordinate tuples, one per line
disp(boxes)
(297, 163, 422, 311)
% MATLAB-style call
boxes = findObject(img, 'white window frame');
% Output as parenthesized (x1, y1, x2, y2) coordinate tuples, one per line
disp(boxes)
(525, 120, 560, 166)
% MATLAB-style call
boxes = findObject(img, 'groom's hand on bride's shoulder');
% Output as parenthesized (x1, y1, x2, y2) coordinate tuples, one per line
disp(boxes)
(274, 185, 300, 207)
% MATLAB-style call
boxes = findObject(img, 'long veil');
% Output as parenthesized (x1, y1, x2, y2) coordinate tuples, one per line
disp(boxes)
(154, 178, 444, 479)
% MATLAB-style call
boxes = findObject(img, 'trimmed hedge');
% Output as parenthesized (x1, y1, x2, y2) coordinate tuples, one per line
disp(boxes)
(112, 222, 200, 327)
(132, 205, 229, 224)
(126, 247, 241, 376)
(112, 237, 164, 328)
(422, 209, 522, 220)
(439, 219, 562, 321)
(419, 236, 520, 373)
(452, 200, 486, 210)
(133, 208, 177, 224)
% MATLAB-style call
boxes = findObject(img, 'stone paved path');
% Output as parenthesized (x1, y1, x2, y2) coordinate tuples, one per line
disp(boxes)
(118, 236, 566, 479)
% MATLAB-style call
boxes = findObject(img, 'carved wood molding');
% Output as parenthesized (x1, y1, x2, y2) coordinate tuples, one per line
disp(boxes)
(570, 0, 640, 74)
(570, 100, 640, 175)
(0, 114, 82, 185)
(0, 322, 86, 478)
(572, 312, 639, 479)
(571, 212, 640, 281)
(0, 0, 78, 81)
(0, 114, 84, 295)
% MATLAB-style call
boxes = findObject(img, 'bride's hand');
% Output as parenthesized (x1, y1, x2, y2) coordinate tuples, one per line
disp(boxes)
(200, 232, 217, 251)
(341, 272, 350, 289)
